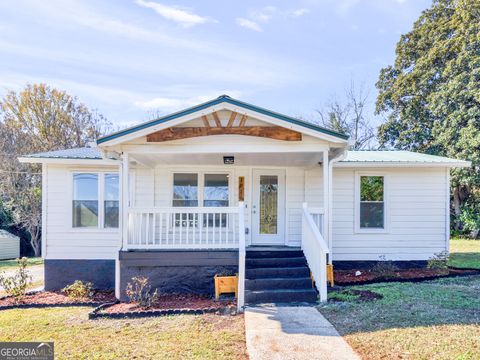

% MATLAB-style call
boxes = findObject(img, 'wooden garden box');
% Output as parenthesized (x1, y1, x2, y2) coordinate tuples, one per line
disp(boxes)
(214, 274, 238, 299)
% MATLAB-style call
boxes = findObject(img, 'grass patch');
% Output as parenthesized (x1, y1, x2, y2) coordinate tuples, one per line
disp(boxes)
(0, 257, 43, 271)
(449, 238, 480, 269)
(319, 275, 480, 360)
(0, 307, 247, 359)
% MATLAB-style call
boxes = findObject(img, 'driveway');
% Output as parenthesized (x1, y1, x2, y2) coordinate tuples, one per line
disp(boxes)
(0, 265, 44, 292)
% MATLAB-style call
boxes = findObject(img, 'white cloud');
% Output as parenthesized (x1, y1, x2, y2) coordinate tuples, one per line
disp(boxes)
(135, 0, 213, 27)
(236, 18, 262, 32)
(134, 91, 243, 111)
(237, 6, 309, 31)
(292, 8, 309, 17)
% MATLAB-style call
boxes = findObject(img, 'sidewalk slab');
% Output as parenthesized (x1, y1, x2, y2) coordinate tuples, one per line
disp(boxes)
(245, 306, 360, 360)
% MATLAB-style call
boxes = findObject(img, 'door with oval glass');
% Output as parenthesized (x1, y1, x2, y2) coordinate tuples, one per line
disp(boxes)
(251, 169, 286, 245)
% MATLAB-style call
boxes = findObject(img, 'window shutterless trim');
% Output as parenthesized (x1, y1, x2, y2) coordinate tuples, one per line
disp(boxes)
(354, 172, 389, 234)
(70, 170, 120, 230)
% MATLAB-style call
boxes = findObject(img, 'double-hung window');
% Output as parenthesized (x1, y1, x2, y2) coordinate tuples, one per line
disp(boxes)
(172, 172, 230, 227)
(357, 174, 386, 231)
(72, 172, 119, 229)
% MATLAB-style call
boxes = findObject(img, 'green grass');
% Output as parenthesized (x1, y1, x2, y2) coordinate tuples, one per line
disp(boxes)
(0, 307, 247, 359)
(449, 238, 480, 269)
(319, 275, 480, 360)
(0, 257, 43, 271)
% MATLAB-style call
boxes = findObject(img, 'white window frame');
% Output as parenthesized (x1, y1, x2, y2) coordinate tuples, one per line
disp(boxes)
(170, 170, 233, 208)
(354, 171, 389, 234)
(70, 171, 120, 231)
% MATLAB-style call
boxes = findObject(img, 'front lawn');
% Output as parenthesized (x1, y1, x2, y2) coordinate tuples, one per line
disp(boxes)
(0, 307, 247, 359)
(449, 238, 480, 269)
(0, 257, 43, 271)
(319, 275, 480, 360)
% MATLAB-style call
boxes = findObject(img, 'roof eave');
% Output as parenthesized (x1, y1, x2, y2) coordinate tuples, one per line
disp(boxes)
(334, 161, 471, 168)
(18, 157, 119, 165)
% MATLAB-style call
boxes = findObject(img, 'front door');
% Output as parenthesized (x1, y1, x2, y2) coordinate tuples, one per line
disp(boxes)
(251, 169, 286, 245)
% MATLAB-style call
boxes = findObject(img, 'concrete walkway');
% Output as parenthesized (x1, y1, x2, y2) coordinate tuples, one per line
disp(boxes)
(245, 306, 361, 360)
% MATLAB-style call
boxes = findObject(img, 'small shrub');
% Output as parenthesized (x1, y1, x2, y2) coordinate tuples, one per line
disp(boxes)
(62, 280, 94, 299)
(125, 276, 159, 308)
(0, 257, 32, 299)
(427, 251, 449, 274)
(371, 255, 398, 279)
(460, 204, 480, 239)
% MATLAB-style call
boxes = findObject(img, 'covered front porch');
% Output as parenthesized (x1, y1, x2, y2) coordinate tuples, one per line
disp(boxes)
(117, 147, 335, 309)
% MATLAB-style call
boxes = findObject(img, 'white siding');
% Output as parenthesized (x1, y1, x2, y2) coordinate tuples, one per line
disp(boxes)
(43, 161, 450, 261)
(44, 164, 121, 260)
(332, 167, 448, 261)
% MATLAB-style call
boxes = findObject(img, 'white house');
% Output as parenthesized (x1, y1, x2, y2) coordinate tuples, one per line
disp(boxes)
(19, 95, 470, 308)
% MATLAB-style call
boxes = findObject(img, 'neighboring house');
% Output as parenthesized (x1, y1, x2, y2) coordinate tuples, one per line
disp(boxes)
(19, 95, 470, 308)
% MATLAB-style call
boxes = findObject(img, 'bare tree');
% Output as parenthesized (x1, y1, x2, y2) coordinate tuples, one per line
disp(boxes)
(316, 81, 376, 150)
(0, 83, 114, 256)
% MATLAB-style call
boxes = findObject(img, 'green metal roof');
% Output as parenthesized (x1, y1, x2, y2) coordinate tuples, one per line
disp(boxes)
(21, 148, 469, 168)
(97, 95, 349, 144)
(22, 147, 102, 160)
(342, 151, 470, 165)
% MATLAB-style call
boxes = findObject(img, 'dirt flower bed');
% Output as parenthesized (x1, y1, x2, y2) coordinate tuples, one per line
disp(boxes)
(334, 267, 479, 285)
(0, 291, 115, 307)
(102, 294, 235, 314)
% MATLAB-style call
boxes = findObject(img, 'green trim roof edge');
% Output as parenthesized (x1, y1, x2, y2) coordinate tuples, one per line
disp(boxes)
(96, 95, 349, 144)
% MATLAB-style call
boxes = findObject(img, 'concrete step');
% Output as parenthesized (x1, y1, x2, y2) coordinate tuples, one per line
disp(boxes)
(245, 277, 313, 291)
(246, 250, 304, 259)
(246, 257, 307, 269)
(245, 288, 318, 304)
(246, 266, 310, 279)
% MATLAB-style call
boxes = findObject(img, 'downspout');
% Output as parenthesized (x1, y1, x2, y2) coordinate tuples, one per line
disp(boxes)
(328, 149, 347, 265)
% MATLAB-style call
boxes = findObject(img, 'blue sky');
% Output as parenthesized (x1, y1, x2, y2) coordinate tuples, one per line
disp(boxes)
(0, 0, 431, 129)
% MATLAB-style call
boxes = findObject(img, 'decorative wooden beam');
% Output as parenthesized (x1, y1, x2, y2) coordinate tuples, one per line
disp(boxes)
(147, 126, 302, 142)
(201, 115, 210, 128)
(227, 112, 237, 128)
(212, 112, 222, 127)
(239, 114, 247, 127)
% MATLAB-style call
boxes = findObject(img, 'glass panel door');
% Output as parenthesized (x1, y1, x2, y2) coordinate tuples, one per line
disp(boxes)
(251, 169, 285, 245)
(259, 175, 278, 234)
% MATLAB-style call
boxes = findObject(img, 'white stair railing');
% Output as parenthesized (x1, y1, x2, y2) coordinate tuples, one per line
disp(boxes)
(301, 203, 329, 302)
(237, 202, 245, 312)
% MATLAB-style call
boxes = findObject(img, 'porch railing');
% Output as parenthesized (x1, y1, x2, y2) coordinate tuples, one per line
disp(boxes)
(125, 203, 246, 312)
(126, 206, 243, 249)
(301, 203, 329, 302)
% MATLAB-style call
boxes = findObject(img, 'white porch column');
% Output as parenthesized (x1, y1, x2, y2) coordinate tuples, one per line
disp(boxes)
(116, 152, 129, 299)
(322, 150, 330, 262)
(121, 152, 130, 250)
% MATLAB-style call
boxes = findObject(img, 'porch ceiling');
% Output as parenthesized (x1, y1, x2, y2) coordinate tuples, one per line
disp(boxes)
(130, 152, 324, 167)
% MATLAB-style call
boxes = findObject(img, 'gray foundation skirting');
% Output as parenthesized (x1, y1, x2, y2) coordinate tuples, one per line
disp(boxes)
(44, 259, 115, 291)
(119, 250, 238, 302)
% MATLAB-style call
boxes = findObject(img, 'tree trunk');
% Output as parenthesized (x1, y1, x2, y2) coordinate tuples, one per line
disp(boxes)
(29, 226, 42, 257)
(452, 186, 462, 230)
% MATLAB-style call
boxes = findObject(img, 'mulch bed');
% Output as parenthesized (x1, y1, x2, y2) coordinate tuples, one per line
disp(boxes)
(0, 291, 116, 310)
(334, 267, 480, 286)
(90, 294, 236, 320)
